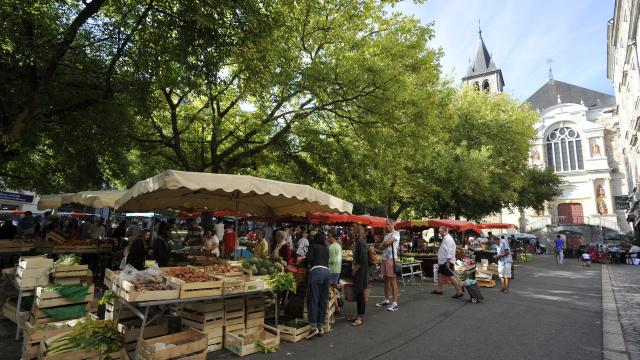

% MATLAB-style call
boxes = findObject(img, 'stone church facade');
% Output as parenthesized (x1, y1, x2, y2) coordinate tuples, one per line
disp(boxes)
(465, 29, 631, 246)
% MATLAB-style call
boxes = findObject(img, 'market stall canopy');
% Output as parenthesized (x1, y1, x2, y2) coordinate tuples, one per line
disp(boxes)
(477, 223, 517, 230)
(395, 219, 481, 234)
(305, 212, 387, 227)
(114, 170, 353, 216)
(37, 193, 76, 210)
(37, 190, 126, 210)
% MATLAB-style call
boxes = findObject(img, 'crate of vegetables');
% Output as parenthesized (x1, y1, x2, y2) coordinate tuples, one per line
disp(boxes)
(204, 261, 250, 278)
(36, 284, 95, 309)
(224, 324, 280, 357)
(164, 267, 223, 299)
(118, 278, 178, 303)
(277, 318, 311, 343)
(38, 320, 124, 360)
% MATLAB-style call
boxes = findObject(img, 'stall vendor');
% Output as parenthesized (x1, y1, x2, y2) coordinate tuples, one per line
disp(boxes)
(203, 230, 220, 257)
(273, 230, 293, 265)
(253, 229, 270, 258)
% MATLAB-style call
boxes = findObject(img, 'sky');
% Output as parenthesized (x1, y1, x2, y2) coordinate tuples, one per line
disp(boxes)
(393, 0, 615, 101)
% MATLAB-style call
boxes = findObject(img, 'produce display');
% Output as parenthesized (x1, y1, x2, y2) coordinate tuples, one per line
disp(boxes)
(242, 258, 282, 275)
(400, 257, 416, 263)
(267, 272, 296, 294)
(54, 254, 82, 266)
(206, 263, 244, 274)
(164, 267, 218, 282)
(44, 320, 122, 356)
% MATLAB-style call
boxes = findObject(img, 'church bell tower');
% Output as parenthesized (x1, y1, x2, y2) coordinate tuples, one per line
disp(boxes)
(462, 26, 504, 94)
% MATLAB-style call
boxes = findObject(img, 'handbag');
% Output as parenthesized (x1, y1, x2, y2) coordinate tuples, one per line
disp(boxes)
(390, 237, 402, 273)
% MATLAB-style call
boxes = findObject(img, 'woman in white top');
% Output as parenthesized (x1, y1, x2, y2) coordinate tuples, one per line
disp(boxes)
(203, 230, 220, 256)
(296, 231, 310, 257)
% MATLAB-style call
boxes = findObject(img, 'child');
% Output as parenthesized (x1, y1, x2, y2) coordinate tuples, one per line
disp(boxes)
(581, 251, 591, 267)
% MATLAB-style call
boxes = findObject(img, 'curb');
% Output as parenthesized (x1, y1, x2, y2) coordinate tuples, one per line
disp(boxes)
(602, 264, 629, 360)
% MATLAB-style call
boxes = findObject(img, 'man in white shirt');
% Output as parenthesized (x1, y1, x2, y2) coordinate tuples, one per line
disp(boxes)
(432, 226, 463, 298)
(376, 219, 400, 311)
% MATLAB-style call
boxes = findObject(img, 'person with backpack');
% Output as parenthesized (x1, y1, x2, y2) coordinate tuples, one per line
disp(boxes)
(349, 223, 369, 326)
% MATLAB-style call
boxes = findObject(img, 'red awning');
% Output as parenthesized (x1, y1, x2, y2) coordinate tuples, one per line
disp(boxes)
(395, 219, 481, 234)
(477, 223, 517, 230)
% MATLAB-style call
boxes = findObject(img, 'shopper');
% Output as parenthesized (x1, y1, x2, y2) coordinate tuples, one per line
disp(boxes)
(296, 231, 310, 257)
(493, 235, 513, 293)
(377, 219, 400, 311)
(202, 230, 220, 257)
(554, 234, 565, 265)
(327, 231, 342, 286)
(253, 229, 270, 258)
(222, 226, 237, 257)
(18, 211, 37, 237)
(91, 218, 106, 239)
(186, 218, 204, 247)
(78, 218, 95, 239)
(432, 226, 463, 298)
(126, 231, 147, 270)
(154, 222, 171, 267)
(273, 230, 293, 264)
(0, 220, 17, 239)
(302, 232, 330, 338)
(350, 223, 368, 326)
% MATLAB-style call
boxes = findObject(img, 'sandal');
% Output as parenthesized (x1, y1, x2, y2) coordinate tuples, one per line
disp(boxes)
(431, 290, 443, 295)
(346, 315, 358, 321)
(352, 318, 363, 326)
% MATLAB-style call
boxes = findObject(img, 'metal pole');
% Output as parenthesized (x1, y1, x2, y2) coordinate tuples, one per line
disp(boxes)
(274, 292, 279, 326)
(233, 191, 239, 260)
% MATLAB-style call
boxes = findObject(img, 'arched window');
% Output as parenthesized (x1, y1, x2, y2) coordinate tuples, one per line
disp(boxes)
(482, 80, 490, 92)
(473, 82, 480, 91)
(545, 126, 584, 172)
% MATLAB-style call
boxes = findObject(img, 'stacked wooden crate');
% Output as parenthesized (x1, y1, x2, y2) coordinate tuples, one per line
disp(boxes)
(138, 328, 207, 360)
(30, 284, 94, 325)
(181, 300, 224, 353)
(51, 264, 91, 286)
(118, 318, 169, 352)
(245, 294, 266, 330)
(224, 297, 245, 334)
(21, 320, 76, 360)
(16, 256, 52, 288)
(224, 324, 280, 357)
(278, 318, 311, 343)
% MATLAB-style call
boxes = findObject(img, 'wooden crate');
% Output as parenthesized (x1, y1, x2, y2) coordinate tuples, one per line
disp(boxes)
(104, 268, 119, 290)
(105, 300, 136, 321)
(118, 279, 179, 303)
(39, 346, 123, 360)
(2, 297, 29, 325)
(224, 309, 245, 326)
(52, 264, 90, 278)
(167, 276, 223, 299)
(22, 341, 39, 360)
(30, 303, 89, 325)
(16, 275, 49, 288)
(203, 262, 250, 278)
(224, 297, 245, 309)
(118, 318, 169, 351)
(223, 277, 246, 295)
(16, 265, 49, 279)
(19, 256, 54, 269)
(35, 285, 94, 309)
(23, 320, 76, 343)
(278, 320, 311, 343)
(184, 300, 224, 313)
(181, 308, 224, 330)
(245, 317, 264, 328)
(224, 324, 280, 357)
(206, 336, 223, 352)
(225, 323, 245, 333)
(138, 328, 207, 360)
(243, 279, 264, 292)
(45, 231, 67, 245)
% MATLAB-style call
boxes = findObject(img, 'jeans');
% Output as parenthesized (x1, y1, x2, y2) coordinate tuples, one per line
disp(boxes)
(556, 250, 564, 265)
(307, 267, 330, 328)
(328, 272, 340, 285)
(355, 291, 366, 316)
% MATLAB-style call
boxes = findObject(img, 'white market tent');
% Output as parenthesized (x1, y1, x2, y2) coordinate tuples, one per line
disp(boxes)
(37, 190, 127, 210)
(115, 170, 353, 216)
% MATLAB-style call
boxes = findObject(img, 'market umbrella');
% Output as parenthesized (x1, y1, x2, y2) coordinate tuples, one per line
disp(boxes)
(395, 219, 481, 234)
(114, 170, 353, 216)
(37, 190, 125, 210)
(477, 223, 517, 230)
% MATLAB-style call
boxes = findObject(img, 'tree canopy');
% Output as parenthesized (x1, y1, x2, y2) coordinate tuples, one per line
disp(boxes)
(0, 0, 560, 219)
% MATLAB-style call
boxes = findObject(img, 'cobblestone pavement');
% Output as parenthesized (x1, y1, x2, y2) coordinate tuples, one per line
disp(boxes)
(608, 264, 640, 360)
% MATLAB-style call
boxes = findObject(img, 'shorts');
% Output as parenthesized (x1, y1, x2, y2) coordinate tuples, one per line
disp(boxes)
(380, 259, 397, 278)
(498, 262, 512, 279)
(438, 263, 455, 277)
(581, 257, 591, 262)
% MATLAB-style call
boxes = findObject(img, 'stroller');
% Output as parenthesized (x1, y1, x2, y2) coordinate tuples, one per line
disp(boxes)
(464, 279, 483, 303)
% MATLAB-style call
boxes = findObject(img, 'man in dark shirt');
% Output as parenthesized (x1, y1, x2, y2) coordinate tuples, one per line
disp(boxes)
(0, 220, 17, 239)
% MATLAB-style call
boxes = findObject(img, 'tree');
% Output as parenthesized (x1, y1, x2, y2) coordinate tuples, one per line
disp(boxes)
(514, 167, 564, 212)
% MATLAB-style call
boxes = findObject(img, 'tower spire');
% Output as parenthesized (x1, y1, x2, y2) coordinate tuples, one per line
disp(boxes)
(478, 18, 482, 37)
(547, 58, 554, 80)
